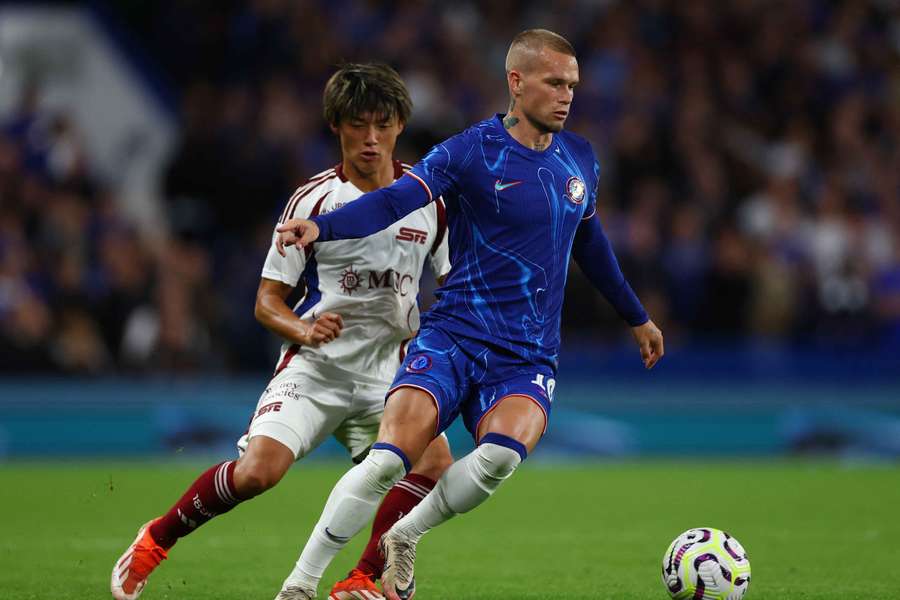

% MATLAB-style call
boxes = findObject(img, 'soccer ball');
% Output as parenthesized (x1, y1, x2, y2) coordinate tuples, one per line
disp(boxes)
(661, 527, 751, 599)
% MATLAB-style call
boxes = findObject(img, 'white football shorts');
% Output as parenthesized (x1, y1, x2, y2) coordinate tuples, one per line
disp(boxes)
(236, 363, 389, 461)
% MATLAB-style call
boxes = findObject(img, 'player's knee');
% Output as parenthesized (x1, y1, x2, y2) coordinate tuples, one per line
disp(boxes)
(361, 444, 410, 494)
(233, 459, 286, 497)
(413, 436, 454, 480)
(415, 453, 454, 481)
(474, 433, 527, 482)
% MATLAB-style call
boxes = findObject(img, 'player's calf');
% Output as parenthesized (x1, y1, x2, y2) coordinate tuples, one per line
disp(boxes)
(278, 444, 411, 594)
(110, 438, 294, 599)
(380, 434, 524, 600)
(353, 434, 451, 580)
(393, 433, 525, 542)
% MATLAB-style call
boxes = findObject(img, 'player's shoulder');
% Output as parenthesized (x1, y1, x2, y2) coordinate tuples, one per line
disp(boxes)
(302, 165, 340, 187)
(557, 130, 600, 181)
(397, 160, 446, 218)
(438, 116, 496, 148)
(279, 165, 342, 223)
(557, 129, 596, 161)
(290, 166, 342, 197)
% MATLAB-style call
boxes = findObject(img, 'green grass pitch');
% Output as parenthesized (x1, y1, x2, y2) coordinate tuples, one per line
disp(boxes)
(3, 460, 899, 599)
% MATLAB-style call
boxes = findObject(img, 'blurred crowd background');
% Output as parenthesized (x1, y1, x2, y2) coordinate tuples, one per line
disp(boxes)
(2, 0, 899, 375)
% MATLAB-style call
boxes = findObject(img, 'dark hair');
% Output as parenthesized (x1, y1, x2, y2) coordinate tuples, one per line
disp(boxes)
(323, 63, 413, 127)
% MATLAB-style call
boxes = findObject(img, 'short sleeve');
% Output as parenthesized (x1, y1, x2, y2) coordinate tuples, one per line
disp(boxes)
(408, 128, 478, 202)
(260, 176, 333, 285)
(261, 232, 304, 286)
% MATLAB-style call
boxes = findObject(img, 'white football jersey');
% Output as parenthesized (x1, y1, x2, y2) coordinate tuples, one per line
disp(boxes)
(262, 161, 450, 384)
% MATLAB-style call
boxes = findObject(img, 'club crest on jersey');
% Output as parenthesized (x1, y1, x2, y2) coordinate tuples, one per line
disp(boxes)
(406, 354, 432, 373)
(565, 176, 586, 204)
(338, 265, 362, 295)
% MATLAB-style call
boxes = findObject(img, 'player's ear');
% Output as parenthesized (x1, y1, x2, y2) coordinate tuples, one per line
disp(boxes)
(329, 122, 339, 135)
(507, 70, 522, 97)
(396, 121, 405, 134)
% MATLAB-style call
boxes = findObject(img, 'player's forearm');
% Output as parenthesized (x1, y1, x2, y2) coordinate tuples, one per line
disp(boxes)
(312, 175, 429, 241)
(572, 216, 649, 327)
(254, 293, 310, 346)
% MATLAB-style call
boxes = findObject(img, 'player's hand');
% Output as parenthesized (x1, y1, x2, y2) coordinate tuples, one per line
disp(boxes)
(631, 319, 664, 369)
(298, 312, 344, 347)
(275, 218, 320, 256)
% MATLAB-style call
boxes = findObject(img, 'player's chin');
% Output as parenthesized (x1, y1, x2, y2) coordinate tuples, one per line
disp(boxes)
(543, 116, 565, 133)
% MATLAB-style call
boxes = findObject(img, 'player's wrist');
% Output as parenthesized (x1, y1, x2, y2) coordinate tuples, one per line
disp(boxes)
(292, 319, 313, 346)
(629, 314, 650, 329)
(309, 216, 326, 241)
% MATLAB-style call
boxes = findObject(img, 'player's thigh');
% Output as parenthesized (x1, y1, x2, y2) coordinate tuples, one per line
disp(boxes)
(333, 401, 383, 464)
(476, 395, 545, 453)
(376, 386, 440, 466)
(469, 371, 555, 453)
(236, 367, 352, 462)
(384, 327, 470, 458)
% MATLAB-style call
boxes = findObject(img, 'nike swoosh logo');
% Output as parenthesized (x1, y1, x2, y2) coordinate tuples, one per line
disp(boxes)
(494, 179, 523, 191)
(324, 527, 352, 544)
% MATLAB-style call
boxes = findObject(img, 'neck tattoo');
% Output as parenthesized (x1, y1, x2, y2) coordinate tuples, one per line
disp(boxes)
(503, 100, 519, 129)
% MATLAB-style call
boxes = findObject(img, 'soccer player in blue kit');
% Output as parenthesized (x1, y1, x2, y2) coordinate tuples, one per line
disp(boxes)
(273, 29, 664, 600)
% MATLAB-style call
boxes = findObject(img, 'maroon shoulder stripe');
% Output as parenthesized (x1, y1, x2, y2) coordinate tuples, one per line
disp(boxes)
(284, 174, 337, 222)
(279, 169, 334, 221)
(303, 189, 332, 260)
(431, 197, 447, 256)
(279, 170, 336, 224)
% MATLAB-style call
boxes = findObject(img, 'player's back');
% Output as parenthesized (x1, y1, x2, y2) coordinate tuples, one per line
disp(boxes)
(411, 115, 599, 368)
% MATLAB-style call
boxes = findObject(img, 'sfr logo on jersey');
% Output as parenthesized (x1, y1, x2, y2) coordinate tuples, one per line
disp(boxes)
(255, 401, 283, 418)
(396, 227, 427, 244)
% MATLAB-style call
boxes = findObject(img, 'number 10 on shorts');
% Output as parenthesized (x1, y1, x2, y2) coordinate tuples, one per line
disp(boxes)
(531, 374, 556, 402)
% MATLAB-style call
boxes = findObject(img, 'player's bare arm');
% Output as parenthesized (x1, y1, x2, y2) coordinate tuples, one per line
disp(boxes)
(631, 319, 664, 369)
(254, 278, 342, 347)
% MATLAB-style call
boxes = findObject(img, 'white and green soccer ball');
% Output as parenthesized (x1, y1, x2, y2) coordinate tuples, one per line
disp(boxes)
(661, 527, 751, 599)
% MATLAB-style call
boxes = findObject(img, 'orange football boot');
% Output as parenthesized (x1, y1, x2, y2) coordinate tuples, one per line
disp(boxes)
(329, 568, 385, 600)
(110, 519, 168, 600)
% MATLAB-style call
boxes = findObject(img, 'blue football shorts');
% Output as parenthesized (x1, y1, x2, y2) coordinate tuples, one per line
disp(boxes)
(388, 325, 557, 439)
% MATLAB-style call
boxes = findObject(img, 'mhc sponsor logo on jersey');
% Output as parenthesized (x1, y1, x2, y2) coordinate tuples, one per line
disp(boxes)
(338, 266, 415, 296)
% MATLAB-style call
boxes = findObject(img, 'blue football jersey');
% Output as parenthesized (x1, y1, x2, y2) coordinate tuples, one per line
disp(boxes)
(312, 114, 647, 371)
(406, 114, 598, 368)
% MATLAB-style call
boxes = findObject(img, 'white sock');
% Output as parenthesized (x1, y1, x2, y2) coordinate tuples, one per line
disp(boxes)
(281, 446, 408, 590)
(393, 441, 523, 541)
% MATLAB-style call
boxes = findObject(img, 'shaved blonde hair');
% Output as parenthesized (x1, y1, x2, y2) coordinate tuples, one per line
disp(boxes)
(505, 29, 576, 73)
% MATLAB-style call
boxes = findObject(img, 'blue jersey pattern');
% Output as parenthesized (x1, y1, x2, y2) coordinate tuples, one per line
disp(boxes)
(410, 114, 598, 369)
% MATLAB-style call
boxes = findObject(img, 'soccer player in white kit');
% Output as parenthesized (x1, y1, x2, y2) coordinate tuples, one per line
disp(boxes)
(110, 63, 453, 600)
